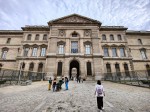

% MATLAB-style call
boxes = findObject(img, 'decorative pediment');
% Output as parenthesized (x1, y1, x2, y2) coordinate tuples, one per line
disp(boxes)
(57, 40, 66, 46)
(83, 41, 92, 46)
(48, 14, 101, 26)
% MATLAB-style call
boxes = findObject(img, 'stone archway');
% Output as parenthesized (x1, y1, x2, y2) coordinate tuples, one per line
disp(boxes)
(69, 60, 80, 79)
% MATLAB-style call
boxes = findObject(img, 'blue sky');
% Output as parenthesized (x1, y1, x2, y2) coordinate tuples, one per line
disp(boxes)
(0, 0, 150, 30)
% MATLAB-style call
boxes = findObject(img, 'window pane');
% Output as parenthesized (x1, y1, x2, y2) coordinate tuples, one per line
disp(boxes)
(141, 50, 147, 59)
(41, 48, 46, 56)
(104, 48, 109, 57)
(112, 48, 117, 57)
(43, 34, 47, 40)
(118, 35, 122, 40)
(35, 34, 39, 40)
(106, 64, 111, 73)
(120, 48, 125, 57)
(85, 45, 90, 54)
(110, 35, 114, 40)
(58, 45, 64, 54)
(71, 42, 78, 53)
(1, 51, 7, 59)
(102, 35, 106, 40)
(24, 48, 29, 56)
(32, 48, 38, 56)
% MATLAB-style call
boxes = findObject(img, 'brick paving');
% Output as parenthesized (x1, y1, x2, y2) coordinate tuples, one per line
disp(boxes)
(0, 81, 150, 112)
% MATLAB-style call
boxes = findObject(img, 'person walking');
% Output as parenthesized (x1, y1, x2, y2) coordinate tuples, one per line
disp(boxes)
(48, 77, 52, 90)
(65, 77, 69, 90)
(52, 78, 57, 92)
(95, 80, 105, 111)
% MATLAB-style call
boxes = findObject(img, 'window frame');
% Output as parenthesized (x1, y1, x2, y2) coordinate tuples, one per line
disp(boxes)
(32, 47, 38, 57)
(112, 48, 117, 57)
(85, 45, 91, 54)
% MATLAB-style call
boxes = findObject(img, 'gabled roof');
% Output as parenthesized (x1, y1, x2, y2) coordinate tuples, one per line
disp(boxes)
(48, 14, 101, 26)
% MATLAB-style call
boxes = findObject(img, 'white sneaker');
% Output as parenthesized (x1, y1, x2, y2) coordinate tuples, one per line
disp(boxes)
(102, 107, 104, 110)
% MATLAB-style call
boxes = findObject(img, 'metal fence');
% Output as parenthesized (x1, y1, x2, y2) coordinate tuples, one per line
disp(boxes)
(0, 68, 46, 86)
(104, 70, 150, 88)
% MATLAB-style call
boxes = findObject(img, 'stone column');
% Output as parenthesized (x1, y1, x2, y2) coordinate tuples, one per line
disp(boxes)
(28, 47, 32, 57)
(109, 47, 112, 57)
(37, 47, 41, 57)
(117, 48, 120, 57)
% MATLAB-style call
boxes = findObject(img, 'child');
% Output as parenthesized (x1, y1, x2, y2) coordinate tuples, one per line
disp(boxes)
(95, 80, 105, 111)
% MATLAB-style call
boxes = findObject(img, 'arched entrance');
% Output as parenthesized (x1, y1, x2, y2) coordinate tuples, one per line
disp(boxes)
(69, 60, 80, 79)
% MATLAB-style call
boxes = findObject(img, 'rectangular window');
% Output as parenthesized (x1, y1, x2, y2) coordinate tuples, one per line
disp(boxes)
(41, 48, 46, 56)
(104, 48, 109, 57)
(112, 48, 117, 57)
(71, 42, 78, 53)
(1, 51, 7, 59)
(58, 45, 64, 54)
(24, 48, 29, 56)
(85, 45, 91, 54)
(32, 48, 38, 56)
(140, 50, 147, 59)
(120, 48, 125, 57)
(6, 38, 11, 44)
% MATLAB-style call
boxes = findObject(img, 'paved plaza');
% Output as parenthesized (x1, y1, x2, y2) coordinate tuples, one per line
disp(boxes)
(0, 81, 150, 112)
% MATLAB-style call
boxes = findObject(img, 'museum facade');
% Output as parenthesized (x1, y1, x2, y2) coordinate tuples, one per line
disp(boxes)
(0, 14, 150, 80)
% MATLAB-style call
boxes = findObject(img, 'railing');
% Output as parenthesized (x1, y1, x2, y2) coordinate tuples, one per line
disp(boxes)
(0, 68, 46, 86)
(104, 70, 150, 88)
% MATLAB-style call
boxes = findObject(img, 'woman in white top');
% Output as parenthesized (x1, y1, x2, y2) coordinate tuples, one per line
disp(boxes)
(95, 80, 105, 111)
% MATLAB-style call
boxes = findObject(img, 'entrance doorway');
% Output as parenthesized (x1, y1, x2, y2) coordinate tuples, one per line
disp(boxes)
(69, 60, 80, 79)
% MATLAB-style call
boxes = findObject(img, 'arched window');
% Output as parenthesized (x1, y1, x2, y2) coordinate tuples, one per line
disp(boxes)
(110, 34, 114, 40)
(1, 48, 9, 59)
(57, 62, 63, 76)
(27, 34, 31, 40)
(43, 34, 47, 40)
(38, 63, 43, 72)
(29, 63, 34, 71)
(87, 62, 92, 75)
(102, 34, 106, 40)
(124, 63, 130, 77)
(138, 39, 142, 45)
(115, 63, 121, 76)
(118, 35, 122, 40)
(35, 34, 39, 40)
(146, 64, 150, 76)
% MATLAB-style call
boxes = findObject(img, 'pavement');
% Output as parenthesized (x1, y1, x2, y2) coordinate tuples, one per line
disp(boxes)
(0, 81, 150, 112)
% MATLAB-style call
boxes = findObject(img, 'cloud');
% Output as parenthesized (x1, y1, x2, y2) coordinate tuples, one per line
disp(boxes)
(0, 0, 150, 30)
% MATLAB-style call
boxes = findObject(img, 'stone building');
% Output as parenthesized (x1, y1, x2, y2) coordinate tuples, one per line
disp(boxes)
(0, 14, 150, 80)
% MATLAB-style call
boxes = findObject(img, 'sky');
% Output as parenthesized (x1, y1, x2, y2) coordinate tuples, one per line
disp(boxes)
(0, 0, 150, 30)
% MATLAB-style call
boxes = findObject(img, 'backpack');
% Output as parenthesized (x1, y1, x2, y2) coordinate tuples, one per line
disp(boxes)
(96, 87, 103, 96)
